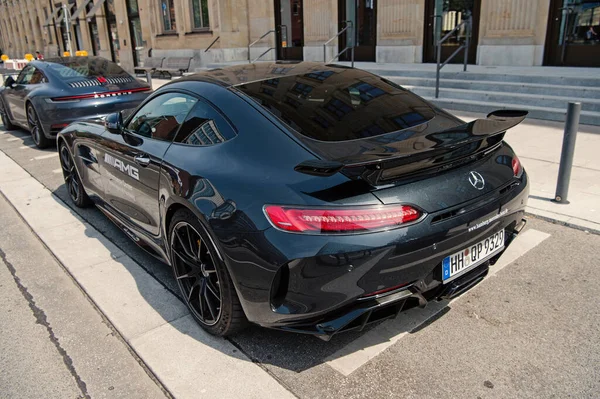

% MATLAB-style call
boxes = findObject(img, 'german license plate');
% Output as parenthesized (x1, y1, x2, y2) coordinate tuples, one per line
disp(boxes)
(442, 230, 505, 283)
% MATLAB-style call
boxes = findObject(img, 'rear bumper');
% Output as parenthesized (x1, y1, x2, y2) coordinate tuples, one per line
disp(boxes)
(34, 92, 149, 137)
(276, 218, 526, 340)
(223, 171, 530, 338)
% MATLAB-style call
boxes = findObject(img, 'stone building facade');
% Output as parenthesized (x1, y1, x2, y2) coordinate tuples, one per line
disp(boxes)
(0, 0, 598, 72)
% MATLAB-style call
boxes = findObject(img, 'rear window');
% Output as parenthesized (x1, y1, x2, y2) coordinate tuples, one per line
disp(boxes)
(235, 69, 435, 142)
(45, 57, 131, 80)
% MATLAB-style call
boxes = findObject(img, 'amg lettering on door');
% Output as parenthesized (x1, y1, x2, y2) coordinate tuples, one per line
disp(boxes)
(104, 153, 139, 180)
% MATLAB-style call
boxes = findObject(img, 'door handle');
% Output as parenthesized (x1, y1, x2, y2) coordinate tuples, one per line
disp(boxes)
(134, 154, 150, 167)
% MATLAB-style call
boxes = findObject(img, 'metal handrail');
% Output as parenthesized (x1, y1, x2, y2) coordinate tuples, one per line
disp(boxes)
(435, 16, 472, 98)
(324, 21, 354, 67)
(205, 36, 220, 52)
(248, 29, 275, 63)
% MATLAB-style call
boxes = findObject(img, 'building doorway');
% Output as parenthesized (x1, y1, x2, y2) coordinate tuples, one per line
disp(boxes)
(274, 0, 304, 60)
(338, 0, 376, 62)
(126, 0, 144, 66)
(423, 0, 480, 64)
(545, 0, 600, 67)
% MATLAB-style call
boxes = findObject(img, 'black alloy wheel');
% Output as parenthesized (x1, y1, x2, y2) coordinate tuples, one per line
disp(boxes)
(27, 104, 50, 148)
(0, 101, 16, 130)
(59, 143, 91, 208)
(169, 208, 247, 336)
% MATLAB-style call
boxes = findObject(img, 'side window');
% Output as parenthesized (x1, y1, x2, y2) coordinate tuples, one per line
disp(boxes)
(16, 66, 35, 85)
(29, 69, 46, 84)
(126, 92, 197, 141)
(173, 100, 236, 145)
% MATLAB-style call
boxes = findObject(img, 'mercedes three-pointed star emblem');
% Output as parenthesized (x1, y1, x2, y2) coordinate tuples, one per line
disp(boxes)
(468, 171, 485, 190)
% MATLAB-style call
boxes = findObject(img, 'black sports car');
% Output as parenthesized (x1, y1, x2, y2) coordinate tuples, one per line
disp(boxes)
(57, 62, 529, 340)
(0, 56, 151, 148)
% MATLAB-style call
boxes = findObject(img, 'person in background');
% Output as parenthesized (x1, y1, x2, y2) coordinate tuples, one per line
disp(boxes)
(586, 26, 599, 42)
(35, 51, 44, 60)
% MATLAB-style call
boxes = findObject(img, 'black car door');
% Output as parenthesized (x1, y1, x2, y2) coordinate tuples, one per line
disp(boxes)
(4, 65, 42, 124)
(100, 91, 198, 237)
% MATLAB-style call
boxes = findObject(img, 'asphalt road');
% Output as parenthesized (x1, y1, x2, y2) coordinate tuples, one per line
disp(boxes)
(1, 126, 599, 398)
(0, 193, 167, 398)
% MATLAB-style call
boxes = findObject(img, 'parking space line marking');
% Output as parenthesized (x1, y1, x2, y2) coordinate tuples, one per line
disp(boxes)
(325, 228, 550, 377)
(19, 144, 36, 149)
(52, 168, 62, 174)
(7, 137, 24, 142)
(32, 153, 59, 160)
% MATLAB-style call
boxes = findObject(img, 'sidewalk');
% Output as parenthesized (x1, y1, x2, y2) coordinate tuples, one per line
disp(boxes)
(455, 111, 600, 234)
(147, 76, 600, 234)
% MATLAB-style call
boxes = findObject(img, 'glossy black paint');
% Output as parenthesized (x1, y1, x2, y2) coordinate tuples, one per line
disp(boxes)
(58, 62, 530, 338)
(0, 57, 150, 139)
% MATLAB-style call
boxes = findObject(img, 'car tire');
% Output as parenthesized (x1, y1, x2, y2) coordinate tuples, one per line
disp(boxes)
(27, 103, 51, 149)
(169, 208, 248, 336)
(0, 100, 16, 130)
(59, 142, 92, 208)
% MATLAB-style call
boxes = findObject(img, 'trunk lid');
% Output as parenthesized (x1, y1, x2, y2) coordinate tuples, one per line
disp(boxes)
(43, 56, 150, 96)
(297, 110, 527, 213)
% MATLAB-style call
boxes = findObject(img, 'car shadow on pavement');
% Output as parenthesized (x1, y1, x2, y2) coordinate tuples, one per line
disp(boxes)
(0, 127, 57, 152)
(48, 183, 450, 374)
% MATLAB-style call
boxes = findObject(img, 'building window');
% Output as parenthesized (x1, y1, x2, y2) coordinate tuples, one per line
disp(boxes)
(191, 0, 210, 30)
(305, 70, 334, 81)
(160, 0, 177, 32)
(349, 82, 385, 102)
(324, 98, 353, 119)
(291, 83, 313, 98)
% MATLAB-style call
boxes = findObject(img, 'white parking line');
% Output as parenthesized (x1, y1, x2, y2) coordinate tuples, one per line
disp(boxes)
(325, 228, 551, 377)
(6, 137, 25, 142)
(32, 153, 59, 160)
(52, 168, 62, 174)
(19, 144, 36, 149)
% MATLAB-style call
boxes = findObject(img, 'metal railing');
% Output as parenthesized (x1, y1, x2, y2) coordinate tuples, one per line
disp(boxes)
(205, 36, 220, 52)
(435, 16, 472, 98)
(248, 29, 276, 63)
(323, 21, 354, 67)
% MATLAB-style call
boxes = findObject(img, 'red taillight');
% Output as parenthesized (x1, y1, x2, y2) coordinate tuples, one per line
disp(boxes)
(51, 123, 69, 130)
(512, 155, 523, 177)
(264, 205, 422, 233)
(51, 87, 151, 102)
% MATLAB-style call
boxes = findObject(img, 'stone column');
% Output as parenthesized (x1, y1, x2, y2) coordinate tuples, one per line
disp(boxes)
(377, 0, 424, 63)
(303, 0, 337, 61)
(113, 0, 135, 71)
(91, 4, 113, 61)
(246, 0, 275, 62)
(477, 0, 551, 66)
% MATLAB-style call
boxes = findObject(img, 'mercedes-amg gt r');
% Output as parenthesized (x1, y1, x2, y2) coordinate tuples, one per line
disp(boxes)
(57, 62, 529, 340)
(0, 56, 151, 148)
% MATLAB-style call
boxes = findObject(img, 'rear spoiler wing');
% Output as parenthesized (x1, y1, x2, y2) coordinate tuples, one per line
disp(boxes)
(294, 110, 528, 177)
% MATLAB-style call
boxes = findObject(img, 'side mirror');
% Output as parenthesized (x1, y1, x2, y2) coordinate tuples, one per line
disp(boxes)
(4, 76, 15, 87)
(105, 112, 123, 134)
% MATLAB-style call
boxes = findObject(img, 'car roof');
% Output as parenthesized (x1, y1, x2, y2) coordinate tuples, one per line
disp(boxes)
(176, 62, 353, 88)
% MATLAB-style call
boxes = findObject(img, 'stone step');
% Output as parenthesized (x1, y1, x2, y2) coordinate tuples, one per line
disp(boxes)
(362, 67, 600, 87)
(386, 76, 600, 99)
(424, 97, 600, 126)
(406, 86, 600, 113)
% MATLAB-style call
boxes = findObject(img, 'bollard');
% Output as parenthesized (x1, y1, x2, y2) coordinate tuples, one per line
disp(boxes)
(553, 102, 581, 204)
(145, 70, 152, 87)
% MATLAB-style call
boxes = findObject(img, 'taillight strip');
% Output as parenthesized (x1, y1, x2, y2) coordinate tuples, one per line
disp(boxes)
(264, 205, 423, 234)
(51, 87, 151, 102)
